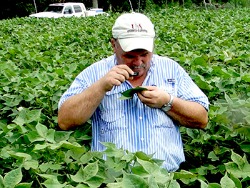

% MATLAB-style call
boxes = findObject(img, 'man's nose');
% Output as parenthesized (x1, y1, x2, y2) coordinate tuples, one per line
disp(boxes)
(132, 56, 143, 65)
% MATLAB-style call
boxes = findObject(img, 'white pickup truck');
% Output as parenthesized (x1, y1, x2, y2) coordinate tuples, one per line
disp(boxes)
(29, 2, 106, 18)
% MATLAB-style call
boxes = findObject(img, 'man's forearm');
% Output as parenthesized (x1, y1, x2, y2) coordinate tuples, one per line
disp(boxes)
(58, 81, 106, 130)
(167, 97, 208, 129)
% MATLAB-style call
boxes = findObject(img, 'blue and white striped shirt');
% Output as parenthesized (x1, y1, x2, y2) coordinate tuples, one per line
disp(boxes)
(58, 54, 209, 171)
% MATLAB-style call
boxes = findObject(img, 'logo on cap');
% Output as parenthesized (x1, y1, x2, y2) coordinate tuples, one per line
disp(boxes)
(127, 24, 147, 33)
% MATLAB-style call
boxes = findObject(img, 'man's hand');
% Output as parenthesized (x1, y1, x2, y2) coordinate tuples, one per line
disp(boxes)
(99, 64, 134, 92)
(138, 86, 208, 129)
(137, 86, 170, 108)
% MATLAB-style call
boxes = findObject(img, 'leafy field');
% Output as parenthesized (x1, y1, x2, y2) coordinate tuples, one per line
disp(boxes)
(0, 7, 249, 188)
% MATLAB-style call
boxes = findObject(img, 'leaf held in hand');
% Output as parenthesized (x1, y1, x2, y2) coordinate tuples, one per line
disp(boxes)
(119, 86, 148, 100)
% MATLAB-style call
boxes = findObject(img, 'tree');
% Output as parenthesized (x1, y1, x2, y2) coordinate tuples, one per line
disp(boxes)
(92, 0, 98, 8)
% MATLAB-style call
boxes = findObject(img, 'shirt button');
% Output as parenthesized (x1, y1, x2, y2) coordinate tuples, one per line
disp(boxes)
(139, 116, 142, 120)
(141, 137, 144, 141)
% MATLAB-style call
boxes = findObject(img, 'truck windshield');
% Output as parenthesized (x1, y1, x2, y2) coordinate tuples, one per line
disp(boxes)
(45, 5, 64, 13)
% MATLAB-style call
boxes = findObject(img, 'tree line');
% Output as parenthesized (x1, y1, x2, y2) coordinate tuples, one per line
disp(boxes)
(1, 0, 245, 20)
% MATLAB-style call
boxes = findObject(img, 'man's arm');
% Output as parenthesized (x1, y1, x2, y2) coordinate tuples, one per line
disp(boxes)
(58, 64, 134, 130)
(166, 96, 208, 129)
(58, 80, 106, 130)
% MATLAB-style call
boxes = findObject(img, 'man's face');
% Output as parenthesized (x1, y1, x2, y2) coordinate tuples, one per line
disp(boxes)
(111, 39, 153, 77)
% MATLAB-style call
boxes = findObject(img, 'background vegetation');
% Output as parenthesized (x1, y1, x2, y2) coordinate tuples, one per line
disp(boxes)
(1, 0, 250, 20)
(0, 6, 250, 188)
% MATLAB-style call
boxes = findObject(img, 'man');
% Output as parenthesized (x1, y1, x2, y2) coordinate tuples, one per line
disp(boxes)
(58, 12, 209, 171)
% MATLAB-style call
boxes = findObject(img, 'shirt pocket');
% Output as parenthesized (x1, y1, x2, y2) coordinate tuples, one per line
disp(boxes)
(160, 78, 177, 96)
(99, 86, 134, 132)
(100, 109, 126, 133)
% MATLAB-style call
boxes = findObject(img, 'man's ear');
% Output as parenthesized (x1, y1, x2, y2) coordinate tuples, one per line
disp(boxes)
(110, 38, 116, 52)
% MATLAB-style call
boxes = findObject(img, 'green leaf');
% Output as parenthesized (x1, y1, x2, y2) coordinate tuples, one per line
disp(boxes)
(26, 130, 45, 142)
(131, 166, 148, 176)
(67, 147, 86, 161)
(3, 167, 22, 188)
(103, 142, 125, 158)
(54, 131, 73, 142)
(121, 152, 135, 162)
(39, 162, 62, 172)
(15, 182, 33, 188)
(136, 158, 156, 174)
(173, 170, 197, 184)
(228, 173, 242, 188)
(236, 127, 250, 140)
(14, 182, 33, 188)
(208, 151, 219, 161)
(82, 161, 99, 181)
(42, 178, 66, 188)
(122, 171, 148, 188)
(240, 142, 250, 153)
(8, 152, 32, 161)
(23, 160, 39, 170)
(0, 175, 4, 188)
(13, 108, 41, 126)
(231, 150, 245, 170)
(85, 176, 105, 187)
(33, 143, 48, 150)
(220, 173, 236, 188)
(225, 160, 250, 179)
(75, 184, 89, 188)
(199, 180, 208, 188)
(192, 56, 208, 67)
(135, 151, 154, 161)
(38, 174, 58, 180)
(242, 74, 250, 83)
(36, 123, 48, 138)
(148, 175, 159, 188)
(119, 95, 133, 100)
(106, 182, 123, 188)
(71, 162, 99, 183)
(46, 129, 56, 143)
(207, 183, 221, 188)
(111, 159, 128, 172)
(48, 140, 82, 150)
(119, 86, 148, 100)
(80, 152, 101, 164)
(150, 168, 171, 185)
(167, 180, 181, 188)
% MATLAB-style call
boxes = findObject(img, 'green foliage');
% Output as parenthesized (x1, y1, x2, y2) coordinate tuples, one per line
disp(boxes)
(120, 87, 148, 100)
(0, 8, 250, 187)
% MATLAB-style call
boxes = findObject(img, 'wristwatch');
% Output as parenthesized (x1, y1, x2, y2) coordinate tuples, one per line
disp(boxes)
(161, 94, 174, 112)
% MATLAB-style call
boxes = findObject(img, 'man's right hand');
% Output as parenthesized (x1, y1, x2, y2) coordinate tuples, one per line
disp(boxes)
(99, 64, 134, 91)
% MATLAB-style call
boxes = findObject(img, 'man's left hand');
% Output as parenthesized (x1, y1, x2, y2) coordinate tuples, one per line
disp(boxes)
(137, 86, 170, 108)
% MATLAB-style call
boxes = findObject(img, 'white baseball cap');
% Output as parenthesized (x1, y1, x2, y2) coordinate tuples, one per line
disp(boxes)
(112, 12, 155, 52)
